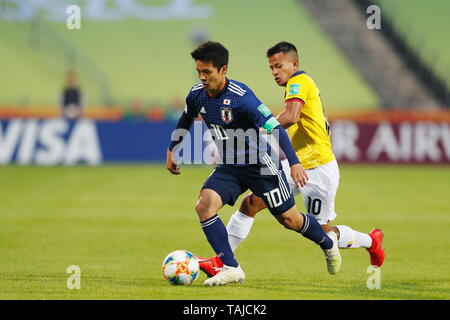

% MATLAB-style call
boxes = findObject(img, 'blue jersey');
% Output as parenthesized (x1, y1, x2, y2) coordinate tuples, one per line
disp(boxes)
(184, 79, 280, 166)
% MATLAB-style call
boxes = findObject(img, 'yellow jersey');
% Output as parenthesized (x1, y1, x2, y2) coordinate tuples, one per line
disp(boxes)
(284, 71, 335, 169)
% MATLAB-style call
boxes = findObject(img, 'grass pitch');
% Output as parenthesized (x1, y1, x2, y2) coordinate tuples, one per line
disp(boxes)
(0, 164, 449, 300)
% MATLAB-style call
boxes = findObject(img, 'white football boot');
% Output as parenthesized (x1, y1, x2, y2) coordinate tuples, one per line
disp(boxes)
(203, 264, 245, 286)
(323, 231, 342, 275)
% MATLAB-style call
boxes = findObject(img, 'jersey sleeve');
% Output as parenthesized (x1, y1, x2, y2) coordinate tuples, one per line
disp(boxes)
(284, 76, 307, 104)
(184, 91, 200, 119)
(241, 88, 280, 134)
(176, 91, 199, 130)
(167, 90, 199, 151)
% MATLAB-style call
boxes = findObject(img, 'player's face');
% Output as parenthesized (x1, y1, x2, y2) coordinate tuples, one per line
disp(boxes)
(195, 60, 227, 95)
(268, 52, 298, 87)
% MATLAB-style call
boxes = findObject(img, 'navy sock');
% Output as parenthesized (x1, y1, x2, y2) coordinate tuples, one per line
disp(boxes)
(200, 214, 238, 267)
(298, 213, 333, 250)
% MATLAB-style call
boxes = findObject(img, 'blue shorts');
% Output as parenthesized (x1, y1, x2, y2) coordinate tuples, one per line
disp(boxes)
(202, 163, 295, 215)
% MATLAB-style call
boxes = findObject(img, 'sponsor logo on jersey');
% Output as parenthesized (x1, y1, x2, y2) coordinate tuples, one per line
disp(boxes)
(223, 99, 231, 105)
(257, 104, 272, 117)
(288, 83, 300, 96)
(220, 107, 233, 123)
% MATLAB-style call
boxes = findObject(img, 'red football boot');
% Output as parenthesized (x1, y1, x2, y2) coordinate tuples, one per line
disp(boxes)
(367, 229, 385, 267)
(196, 255, 224, 278)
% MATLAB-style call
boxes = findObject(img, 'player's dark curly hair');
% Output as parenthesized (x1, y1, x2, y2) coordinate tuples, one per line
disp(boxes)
(191, 41, 229, 70)
(266, 41, 298, 57)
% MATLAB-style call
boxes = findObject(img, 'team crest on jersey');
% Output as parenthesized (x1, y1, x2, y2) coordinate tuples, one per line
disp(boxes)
(223, 99, 231, 105)
(221, 107, 233, 123)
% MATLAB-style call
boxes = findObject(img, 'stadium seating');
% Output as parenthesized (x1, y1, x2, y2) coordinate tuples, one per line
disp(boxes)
(0, 0, 378, 111)
(374, 0, 450, 89)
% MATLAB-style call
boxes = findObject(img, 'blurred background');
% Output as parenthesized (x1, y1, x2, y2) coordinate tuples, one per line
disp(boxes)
(0, 0, 449, 165)
(1, 0, 449, 165)
(1, 0, 449, 300)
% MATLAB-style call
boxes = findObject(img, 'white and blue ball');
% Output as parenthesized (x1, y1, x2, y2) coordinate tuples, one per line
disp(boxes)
(162, 250, 200, 285)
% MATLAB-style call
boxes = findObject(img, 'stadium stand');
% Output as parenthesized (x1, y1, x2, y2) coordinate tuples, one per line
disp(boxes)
(301, 0, 443, 109)
(0, 0, 378, 112)
(372, 0, 450, 91)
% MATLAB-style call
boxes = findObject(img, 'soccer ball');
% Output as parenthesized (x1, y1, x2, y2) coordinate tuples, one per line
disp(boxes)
(162, 250, 200, 285)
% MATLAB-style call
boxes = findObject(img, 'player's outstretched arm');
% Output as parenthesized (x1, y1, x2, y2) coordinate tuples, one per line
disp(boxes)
(276, 99, 303, 129)
(166, 149, 180, 175)
(290, 163, 308, 188)
(275, 125, 308, 187)
(166, 97, 197, 175)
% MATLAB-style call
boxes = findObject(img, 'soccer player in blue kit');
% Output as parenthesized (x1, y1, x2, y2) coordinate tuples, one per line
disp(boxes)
(166, 41, 341, 286)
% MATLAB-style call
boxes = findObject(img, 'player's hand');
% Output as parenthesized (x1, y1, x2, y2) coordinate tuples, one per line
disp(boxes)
(166, 149, 180, 175)
(290, 163, 308, 188)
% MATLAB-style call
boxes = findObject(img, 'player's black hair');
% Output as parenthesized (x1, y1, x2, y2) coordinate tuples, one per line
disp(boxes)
(191, 41, 229, 70)
(266, 41, 298, 58)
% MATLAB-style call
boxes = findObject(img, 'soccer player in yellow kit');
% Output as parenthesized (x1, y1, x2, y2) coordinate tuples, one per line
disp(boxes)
(198, 42, 385, 277)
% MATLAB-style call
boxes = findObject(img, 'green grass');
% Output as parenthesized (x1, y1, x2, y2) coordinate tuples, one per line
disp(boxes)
(0, 164, 449, 299)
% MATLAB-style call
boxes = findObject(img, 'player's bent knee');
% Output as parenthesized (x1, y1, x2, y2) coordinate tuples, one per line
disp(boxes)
(195, 203, 216, 221)
(195, 189, 222, 220)
(194, 200, 208, 215)
(195, 198, 215, 217)
(240, 194, 264, 218)
(248, 194, 266, 213)
(239, 194, 252, 216)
